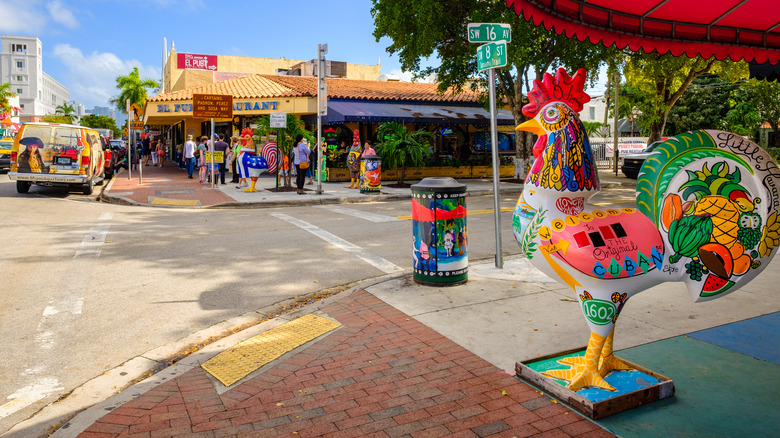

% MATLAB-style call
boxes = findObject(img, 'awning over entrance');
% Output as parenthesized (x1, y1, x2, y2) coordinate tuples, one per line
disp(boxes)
(506, 0, 780, 64)
(303, 101, 516, 125)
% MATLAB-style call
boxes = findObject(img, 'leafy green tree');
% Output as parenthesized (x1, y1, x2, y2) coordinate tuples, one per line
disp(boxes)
(665, 74, 735, 136)
(371, 0, 616, 168)
(728, 79, 780, 148)
(254, 114, 314, 187)
(80, 114, 120, 137)
(622, 53, 746, 143)
(581, 121, 604, 136)
(42, 115, 74, 124)
(375, 122, 433, 185)
(0, 82, 16, 115)
(110, 67, 159, 113)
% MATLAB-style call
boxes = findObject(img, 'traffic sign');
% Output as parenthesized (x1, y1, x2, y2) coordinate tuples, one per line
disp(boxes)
(193, 94, 233, 119)
(468, 23, 511, 43)
(270, 112, 287, 128)
(477, 41, 508, 71)
(130, 103, 143, 120)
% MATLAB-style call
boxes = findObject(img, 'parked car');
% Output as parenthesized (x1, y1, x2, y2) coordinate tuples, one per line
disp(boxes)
(621, 141, 663, 179)
(0, 137, 13, 171)
(9, 122, 105, 194)
(101, 135, 118, 179)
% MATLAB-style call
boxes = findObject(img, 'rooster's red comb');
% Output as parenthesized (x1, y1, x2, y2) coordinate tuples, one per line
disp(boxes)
(241, 127, 253, 137)
(522, 68, 590, 118)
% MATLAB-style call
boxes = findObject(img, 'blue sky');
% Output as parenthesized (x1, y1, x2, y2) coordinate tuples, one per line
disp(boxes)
(0, 0, 414, 109)
(0, 0, 608, 113)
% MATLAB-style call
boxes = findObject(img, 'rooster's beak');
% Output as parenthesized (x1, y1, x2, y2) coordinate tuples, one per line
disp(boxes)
(516, 118, 545, 137)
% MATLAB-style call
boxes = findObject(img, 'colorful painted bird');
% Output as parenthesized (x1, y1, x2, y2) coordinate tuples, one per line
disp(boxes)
(513, 68, 780, 392)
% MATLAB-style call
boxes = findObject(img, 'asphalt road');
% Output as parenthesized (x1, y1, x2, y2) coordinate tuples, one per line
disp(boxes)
(1, 171, 605, 435)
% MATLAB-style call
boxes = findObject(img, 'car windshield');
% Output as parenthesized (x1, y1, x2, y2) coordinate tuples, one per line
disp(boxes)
(0, 140, 12, 149)
(644, 142, 662, 153)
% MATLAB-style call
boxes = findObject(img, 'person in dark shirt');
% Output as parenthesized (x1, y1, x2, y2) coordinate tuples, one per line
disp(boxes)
(213, 133, 230, 185)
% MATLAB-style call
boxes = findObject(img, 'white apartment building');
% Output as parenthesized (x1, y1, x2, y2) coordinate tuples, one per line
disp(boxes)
(0, 35, 70, 121)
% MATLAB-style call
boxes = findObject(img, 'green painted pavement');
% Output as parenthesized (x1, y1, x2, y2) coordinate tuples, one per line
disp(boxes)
(598, 335, 779, 437)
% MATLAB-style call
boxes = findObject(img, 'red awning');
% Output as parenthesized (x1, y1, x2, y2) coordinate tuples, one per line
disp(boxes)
(506, 0, 780, 64)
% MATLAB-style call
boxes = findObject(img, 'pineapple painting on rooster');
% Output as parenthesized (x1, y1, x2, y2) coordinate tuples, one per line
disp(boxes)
(512, 68, 780, 392)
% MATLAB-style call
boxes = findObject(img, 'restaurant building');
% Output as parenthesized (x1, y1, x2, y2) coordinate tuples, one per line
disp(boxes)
(144, 72, 516, 162)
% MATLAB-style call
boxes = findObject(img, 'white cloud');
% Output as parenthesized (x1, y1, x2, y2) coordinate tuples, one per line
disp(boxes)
(46, 0, 79, 29)
(51, 44, 160, 108)
(389, 69, 436, 83)
(0, 1, 46, 33)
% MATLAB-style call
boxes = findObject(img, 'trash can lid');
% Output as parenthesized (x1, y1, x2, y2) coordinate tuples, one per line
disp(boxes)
(363, 154, 380, 160)
(411, 177, 466, 193)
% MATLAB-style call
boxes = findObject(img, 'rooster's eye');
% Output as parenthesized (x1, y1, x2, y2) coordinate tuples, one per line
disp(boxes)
(543, 107, 559, 123)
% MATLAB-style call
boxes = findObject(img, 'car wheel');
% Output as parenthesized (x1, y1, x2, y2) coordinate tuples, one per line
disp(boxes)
(16, 181, 31, 193)
(83, 178, 94, 195)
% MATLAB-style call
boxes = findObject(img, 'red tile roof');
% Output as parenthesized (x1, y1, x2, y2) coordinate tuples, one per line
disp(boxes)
(147, 74, 482, 104)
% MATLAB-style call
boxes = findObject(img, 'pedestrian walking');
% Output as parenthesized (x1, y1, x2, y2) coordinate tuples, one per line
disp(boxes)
(293, 134, 310, 195)
(230, 136, 240, 183)
(150, 137, 159, 167)
(176, 141, 184, 169)
(156, 139, 166, 167)
(183, 134, 196, 178)
(214, 133, 230, 185)
(198, 136, 208, 183)
(142, 136, 151, 166)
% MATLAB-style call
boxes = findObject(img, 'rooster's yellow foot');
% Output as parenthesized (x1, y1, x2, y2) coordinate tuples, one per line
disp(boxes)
(599, 354, 632, 377)
(543, 367, 616, 392)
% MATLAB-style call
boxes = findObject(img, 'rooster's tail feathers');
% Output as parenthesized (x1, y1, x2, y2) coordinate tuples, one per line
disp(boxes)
(636, 130, 780, 302)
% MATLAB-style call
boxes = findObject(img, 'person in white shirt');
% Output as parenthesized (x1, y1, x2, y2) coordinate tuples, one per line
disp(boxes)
(183, 135, 197, 179)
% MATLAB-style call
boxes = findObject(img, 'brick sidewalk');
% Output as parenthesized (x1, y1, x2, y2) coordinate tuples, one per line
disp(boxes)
(79, 291, 612, 438)
(107, 164, 236, 207)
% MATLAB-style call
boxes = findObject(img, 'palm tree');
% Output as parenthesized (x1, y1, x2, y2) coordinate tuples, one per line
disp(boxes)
(54, 102, 77, 123)
(376, 122, 433, 185)
(110, 67, 159, 113)
(0, 82, 17, 115)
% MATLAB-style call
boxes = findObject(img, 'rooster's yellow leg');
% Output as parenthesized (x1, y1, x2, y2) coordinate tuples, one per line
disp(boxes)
(244, 177, 258, 192)
(598, 328, 632, 377)
(542, 332, 616, 391)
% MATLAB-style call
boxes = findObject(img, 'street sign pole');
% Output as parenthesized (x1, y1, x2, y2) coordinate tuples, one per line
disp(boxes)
(126, 99, 131, 180)
(471, 22, 510, 269)
(211, 118, 216, 188)
(488, 69, 503, 269)
(316, 43, 327, 195)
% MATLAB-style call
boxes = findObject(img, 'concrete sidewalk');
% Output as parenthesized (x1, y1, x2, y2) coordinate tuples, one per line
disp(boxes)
(100, 163, 635, 208)
(26, 255, 776, 438)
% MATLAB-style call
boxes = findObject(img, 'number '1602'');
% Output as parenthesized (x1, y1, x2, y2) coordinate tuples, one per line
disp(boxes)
(581, 299, 616, 325)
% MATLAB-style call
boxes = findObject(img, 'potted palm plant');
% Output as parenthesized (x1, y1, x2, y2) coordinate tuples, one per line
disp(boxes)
(375, 122, 432, 186)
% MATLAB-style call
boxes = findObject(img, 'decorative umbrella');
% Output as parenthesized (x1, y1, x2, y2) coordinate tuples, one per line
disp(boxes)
(506, 0, 780, 64)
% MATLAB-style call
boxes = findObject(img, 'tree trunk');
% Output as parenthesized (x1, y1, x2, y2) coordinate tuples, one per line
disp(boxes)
(398, 164, 405, 185)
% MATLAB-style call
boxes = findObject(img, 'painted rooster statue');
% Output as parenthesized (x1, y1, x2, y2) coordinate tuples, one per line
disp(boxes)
(513, 68, 780, 391)
(237, 128, 278, 192)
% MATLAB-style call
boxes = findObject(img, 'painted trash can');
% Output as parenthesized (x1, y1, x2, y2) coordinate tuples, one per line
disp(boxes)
(360, 154, 381, 194)
(411, 177, 468, 285)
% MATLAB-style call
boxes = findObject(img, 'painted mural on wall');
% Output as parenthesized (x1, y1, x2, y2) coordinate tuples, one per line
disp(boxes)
(412, 190, 468, 284)
(512, 68, 780, 392)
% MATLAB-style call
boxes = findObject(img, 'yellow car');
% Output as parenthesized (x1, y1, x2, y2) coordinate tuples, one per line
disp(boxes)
(9, 123, 105, 194)
(0, 137, 13, 171)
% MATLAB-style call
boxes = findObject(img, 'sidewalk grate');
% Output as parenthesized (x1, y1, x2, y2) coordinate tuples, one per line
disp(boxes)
(201, 314, 341, 387)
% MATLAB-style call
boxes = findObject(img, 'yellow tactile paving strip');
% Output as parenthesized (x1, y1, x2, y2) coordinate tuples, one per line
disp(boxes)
(201, 314, 341, 387)
(149, 197, 200, 206)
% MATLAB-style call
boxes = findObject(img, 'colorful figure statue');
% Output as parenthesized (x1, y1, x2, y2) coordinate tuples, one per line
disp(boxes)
(512, 68, 780, 392)
(347, 129, 362, 189)
(237, 128, 277, 193)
